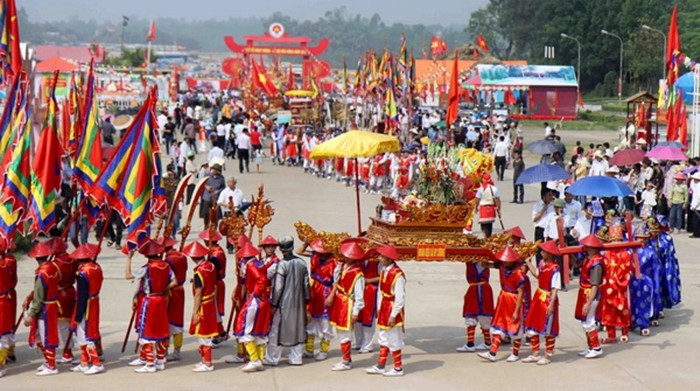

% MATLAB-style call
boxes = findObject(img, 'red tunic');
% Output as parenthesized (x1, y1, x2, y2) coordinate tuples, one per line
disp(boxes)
(165, 250, 188, 328)
(54, 253, 78, 320)
(377, 264, 405, 329)
(575, 254, 603, 321)
(359, 161, 371, 181)
(136, 260, 173, 341)
(0, 255, 17, 336)
(263, 255, 280, 298)
(335, 158, 345, 173)
(29, 261, 60, 348)
(597, 249, 632, 327)
(308, 254, 337, 318)
(190, 261, 219, 338)
(210, 245, 227, 317)
(73, 262, 103, 341)
(285, 134, 298, 158)
(371, 155, 387, 177)
(491, 266, 525, 336)
(234, 260, 271, 337)
(358, 260, 380, 327)
(330, 264, 363, 331)
(524, 261, 560, 336)
(344, 159, 356, 178)
(462, 263, 494, 317)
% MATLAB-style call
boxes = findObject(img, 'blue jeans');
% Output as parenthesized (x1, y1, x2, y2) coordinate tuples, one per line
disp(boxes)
(669, 203, 684, 230)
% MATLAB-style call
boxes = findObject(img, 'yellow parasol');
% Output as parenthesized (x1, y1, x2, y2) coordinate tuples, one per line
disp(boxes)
(310, 130, 401, 235)
(285, 90, 315, 97)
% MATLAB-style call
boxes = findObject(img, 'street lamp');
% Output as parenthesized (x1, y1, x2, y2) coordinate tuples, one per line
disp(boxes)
(561, 33, 581, 110)
(601, 29, 624, 103)
(642, 24, 667, 80)
(121, 16, 129, 51)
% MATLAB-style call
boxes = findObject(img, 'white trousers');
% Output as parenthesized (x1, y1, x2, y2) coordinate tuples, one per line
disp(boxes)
(306, 317, 334, 340)
(465, 316, 492, 329)
(353, 324, 375, 351)
(237, 299, 268, 344)
(266, 311, 303, 364)
(377, 327, 404, 352)
(336, 328, 353, 344)
(0, 334, 10, 348)
(581, 299, 600, 332)
(75, 320, 95, 347)
(59, 319, 73, 350)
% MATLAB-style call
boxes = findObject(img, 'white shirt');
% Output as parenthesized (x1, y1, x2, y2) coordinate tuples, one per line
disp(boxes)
(571, 216, 592, 239)
(216, 123, 226, 137)
(691, 180, 700, 210)
(543, 213, 562, 240)
(208, 146, 224, 163)
(563, 199, 582, 228)
(589, 159, 609, 176)
(532, 200, 554, 228)
(217, 187, 244, 212)
(476, 185, 500, 205)
(545, 125, 553, 137)
(178, 142, 191, 166)
(237, 133, 252, 149)
(493, 141, 509, 158)
(157, 114, 168, 131)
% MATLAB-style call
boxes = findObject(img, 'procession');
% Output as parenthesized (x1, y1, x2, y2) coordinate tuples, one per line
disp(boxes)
(0, 0, 699, 389)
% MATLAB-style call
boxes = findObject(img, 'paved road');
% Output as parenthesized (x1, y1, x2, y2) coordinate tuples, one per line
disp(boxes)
(8, 129, 699, 390)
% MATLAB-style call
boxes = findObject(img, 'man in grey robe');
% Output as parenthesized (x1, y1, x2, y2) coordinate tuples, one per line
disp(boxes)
(265, 236, 310, 366)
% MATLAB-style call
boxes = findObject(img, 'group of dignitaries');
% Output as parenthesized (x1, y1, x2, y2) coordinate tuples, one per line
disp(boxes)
(0, 210, 682, 377)
(0, 230, 407, 377)
(458, 215, 681, 365)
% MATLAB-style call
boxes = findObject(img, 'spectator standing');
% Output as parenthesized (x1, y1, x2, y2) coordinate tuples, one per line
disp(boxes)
(237, 128, 252, 174)
(511, 152, 525, 204)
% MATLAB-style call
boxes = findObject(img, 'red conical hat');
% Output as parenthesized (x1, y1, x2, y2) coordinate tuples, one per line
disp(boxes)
(44, 237, 68, 254)
(507, 226, 526, 240)
(160, 237, 178, 248)
(376, 245, 400, 261)
(340, 242, 366, 261)
(138, 239, 165, 257)
(309, 238, 330, 254)
(199, 230, 223, 242)
(260, 235, 279, 246)
(28, 242, 53, 258)
(236, 242, 260, 258)
(538, 240, 561, 256)
(495, 246, 521, 263)
(228, 234, 251, 247)
(580, 234, 604, 249)
(70, 243, 100, 260)
(183, 241, 209, 258)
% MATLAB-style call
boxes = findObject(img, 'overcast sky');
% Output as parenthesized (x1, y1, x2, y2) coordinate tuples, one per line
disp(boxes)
(23, 0, 488, 25)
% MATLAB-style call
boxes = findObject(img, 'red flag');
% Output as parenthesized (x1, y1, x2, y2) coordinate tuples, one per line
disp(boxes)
(6, 0, 22, 75)
(666, 98, 677, 142)
(666, 5, 681, 86)
(445, 52, 460, 127)
(251, 58, 278, 96)
(476, 34, 490, 51)
(430, 36, 448, 58)
(504, 88, 516, 106)
(679, 104, 688, 146)
(287, 64, 295, 90)
(147, 20, 156, 42)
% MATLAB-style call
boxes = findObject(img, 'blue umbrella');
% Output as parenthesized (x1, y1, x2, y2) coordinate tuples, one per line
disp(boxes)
(527, 140, 558, 155)
(566, 176, 633, 197)
(655, 141, 685, 149)
(516, 164, 571, 185)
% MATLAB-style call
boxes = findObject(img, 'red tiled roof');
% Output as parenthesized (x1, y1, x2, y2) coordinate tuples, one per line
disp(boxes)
(35, 57, 79, 73)
(34, 45, 102, 63)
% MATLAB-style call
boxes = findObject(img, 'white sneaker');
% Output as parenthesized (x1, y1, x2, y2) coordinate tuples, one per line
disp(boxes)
(84, 365, 104, 375)
(241, 361, 259, 373)
(128, 358, 146, 367)
(521, 355, 540, 363)
(255, 361, 264, 371)
(225, 355, 245, 364)
(262, 358, 279, 366)
(192, 363, 214, 372)
(506, 353, 520, 363)
(166, 351, 181, 361)
(455, 344, 476, 353)
(287, 358, 303, 366)
(58, 356, 74, 364)
(70, 365, 89, 373)
(315, 352, 328, 361)
(0, 369, 5, 378)
(536, 356, 551, 365)
(331, 361, 352, 371)
(578, 349, 590, 357)
(302, 350, 315, 358)
(383, 368, 404, 377)
(477, 352, 496, 362)
(365, 365, 385, 374)
(584, 349, 603, 359)
(474, 343, 491, 351)
(155, 360, 165, 371)
(36, 367, 59, 376)
(358, 348, 373, 354)
(134, 365, 156, 373)
(36, 363, 47, 371)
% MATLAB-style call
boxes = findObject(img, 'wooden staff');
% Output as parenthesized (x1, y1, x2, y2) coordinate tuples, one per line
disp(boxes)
(121, 307, 137, 353)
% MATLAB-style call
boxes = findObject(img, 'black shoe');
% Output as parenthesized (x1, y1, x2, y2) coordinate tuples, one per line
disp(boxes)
(6, 354, 16, 363)
(509, 200, 517, 203)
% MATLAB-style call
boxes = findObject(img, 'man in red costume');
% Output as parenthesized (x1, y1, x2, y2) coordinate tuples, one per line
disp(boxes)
(185, 241, 219, 372)
(128, 239, 176, 373)
(233, 242, 271, 372)
(68, 243, 104, 375)
(575, 234, 605, 359)
(45, 237, 78, 364)
(227, 234, 252, 363)
(365, 245, 406, 377)
(478, 247, 526, 363)
(329, 240, 366, 372)
(355, 254, 380, 354)
(25, 241, 61, 376)
(0, 237, 17, 378)
(522, 240, 561, 365)
(199, 230, 228, 345)
(456, 259, 494, 353)
(597, 226, 633, 344)
(303, 239, 336, 361)
(162, 237, 188, 361)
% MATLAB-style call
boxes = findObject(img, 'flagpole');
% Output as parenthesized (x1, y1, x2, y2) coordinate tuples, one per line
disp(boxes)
(146, 40, 152, 69)
(692, 66, 700, 157)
